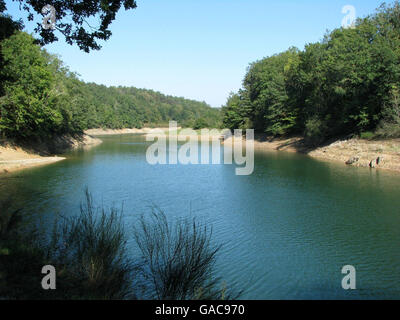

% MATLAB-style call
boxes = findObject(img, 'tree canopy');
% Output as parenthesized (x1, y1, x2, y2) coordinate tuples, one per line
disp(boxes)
(0, 26, 221, 141)
(222, 1, 400, 143)
(0, 0, 137, 52)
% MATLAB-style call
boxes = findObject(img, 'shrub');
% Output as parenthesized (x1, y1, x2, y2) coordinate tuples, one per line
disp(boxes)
(376, 88, 400, 138)
(46, 189, 137, 299)
(134, 210, 238, 300)
(1, 190, 240, 300)
(360, 131, 375, 140)
(304, 117, 326, 146)
(1, 189, 138, 300)
(0, 199, 48, 299)
(193, 118, 209, 130)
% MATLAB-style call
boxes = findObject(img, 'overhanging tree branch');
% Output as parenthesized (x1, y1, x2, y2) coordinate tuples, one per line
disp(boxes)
(0, 0, 137, 52)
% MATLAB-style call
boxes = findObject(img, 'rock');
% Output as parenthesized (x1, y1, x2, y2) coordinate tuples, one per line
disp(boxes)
(346, 157, 359, 165)
(369, 160, 376, 168)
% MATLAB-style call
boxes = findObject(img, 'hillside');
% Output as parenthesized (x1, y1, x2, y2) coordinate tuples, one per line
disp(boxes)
(221, 2, 400, 144)
(0, 23, 221, 143)
(64, 78, 222, 130)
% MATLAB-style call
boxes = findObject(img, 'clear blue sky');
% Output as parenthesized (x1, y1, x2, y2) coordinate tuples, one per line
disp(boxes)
(4, 0, 389, 107)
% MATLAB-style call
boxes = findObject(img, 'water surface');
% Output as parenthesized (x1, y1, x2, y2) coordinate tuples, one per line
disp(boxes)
(1, 134, 400, 299)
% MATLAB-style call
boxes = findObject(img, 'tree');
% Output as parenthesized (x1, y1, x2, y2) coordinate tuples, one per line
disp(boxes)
(377, 86, 400, 137)
(221, 92, 251, 130)
(0, 0, 137, 52)
(0, 14, 23, 42)
(192, 118, 209, 130)
(223, 48, 300, 135)
(0, 29, 222, 140)
(222, 1, 400, 142)
(0, 32, 63, 139)
(0, 15, 23, 99)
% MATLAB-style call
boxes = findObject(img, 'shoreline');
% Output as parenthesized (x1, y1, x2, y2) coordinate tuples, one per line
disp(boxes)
(308, 138, 400, 172)
(86, 127, 226, 143)
(244, 135, 400, 173)
(2, 127, 399, 174)
(86, 128, 400, 173)
(84, 127, 181, 136)
(0, 134, 102, 174)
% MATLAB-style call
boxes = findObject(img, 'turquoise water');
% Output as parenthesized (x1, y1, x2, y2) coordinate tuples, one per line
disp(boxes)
(1, 134, 400, 299)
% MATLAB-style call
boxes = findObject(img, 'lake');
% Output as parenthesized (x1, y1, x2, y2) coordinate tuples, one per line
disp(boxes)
(1, 134, 400, 299)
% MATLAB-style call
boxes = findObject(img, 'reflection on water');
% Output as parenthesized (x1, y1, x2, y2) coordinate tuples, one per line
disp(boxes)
(1, 134, 400, 299)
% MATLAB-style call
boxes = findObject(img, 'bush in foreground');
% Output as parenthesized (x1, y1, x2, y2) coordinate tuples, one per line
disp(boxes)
(134, 210, 238, 300)
(0, 190, 239, 300)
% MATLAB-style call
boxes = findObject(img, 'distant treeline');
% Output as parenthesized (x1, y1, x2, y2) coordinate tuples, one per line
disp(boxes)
(0, 16, 221, 141)
(222, 2, 400, 144)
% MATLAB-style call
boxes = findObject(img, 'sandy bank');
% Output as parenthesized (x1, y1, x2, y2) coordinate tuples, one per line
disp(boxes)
(53, 134, 103, 151)
(0, 134, 102, 174)
(231, 135, 400, 173)
(3, 129, 398, 174)
(0, 145, 65, 174)
(85, 127, 181, 136)
(146, 128, 227, 142)
(86, 127, 226, 142)
(308, 138, 400, 172)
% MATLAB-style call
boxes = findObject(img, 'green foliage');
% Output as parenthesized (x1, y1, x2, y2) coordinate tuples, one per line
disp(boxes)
(360, 131, 376, 140)
(0, 199, 48, 299)
(243, 47, 300, 135)
(304, 117, 326, 146)
(71, 84, 221, 130)
(377, 87, 400, 138)
(221, 92, 252, 130)
(0, 28, 221, 142)
(45, 189, 136, 299)
(222, 48, 301, 135)
(0, 32, 64, 140)
(0, 15, 23, 99)
(0, 0, 138, 52)
(222, 1, 400, 142)
(0, 190, 136, 300)
(192, 118, 209, 129)
(1, 190, 239, 300)
(0, 14, 23, 42)
(134, 210, 238, 300)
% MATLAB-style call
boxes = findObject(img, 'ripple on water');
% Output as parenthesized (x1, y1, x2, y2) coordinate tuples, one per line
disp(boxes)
(2, 135, 400, 299)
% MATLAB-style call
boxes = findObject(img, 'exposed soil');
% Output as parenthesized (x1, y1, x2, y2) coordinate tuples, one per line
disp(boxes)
(84, 127, 180, 136)
(238, 135, 400, 173)
(0, 134, 102, 174)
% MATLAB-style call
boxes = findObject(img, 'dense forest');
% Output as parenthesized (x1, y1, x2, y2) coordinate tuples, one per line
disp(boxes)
(2, 1, 400, 146)
(0, 16, 221, 142)
(222, 1, 400, 144)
